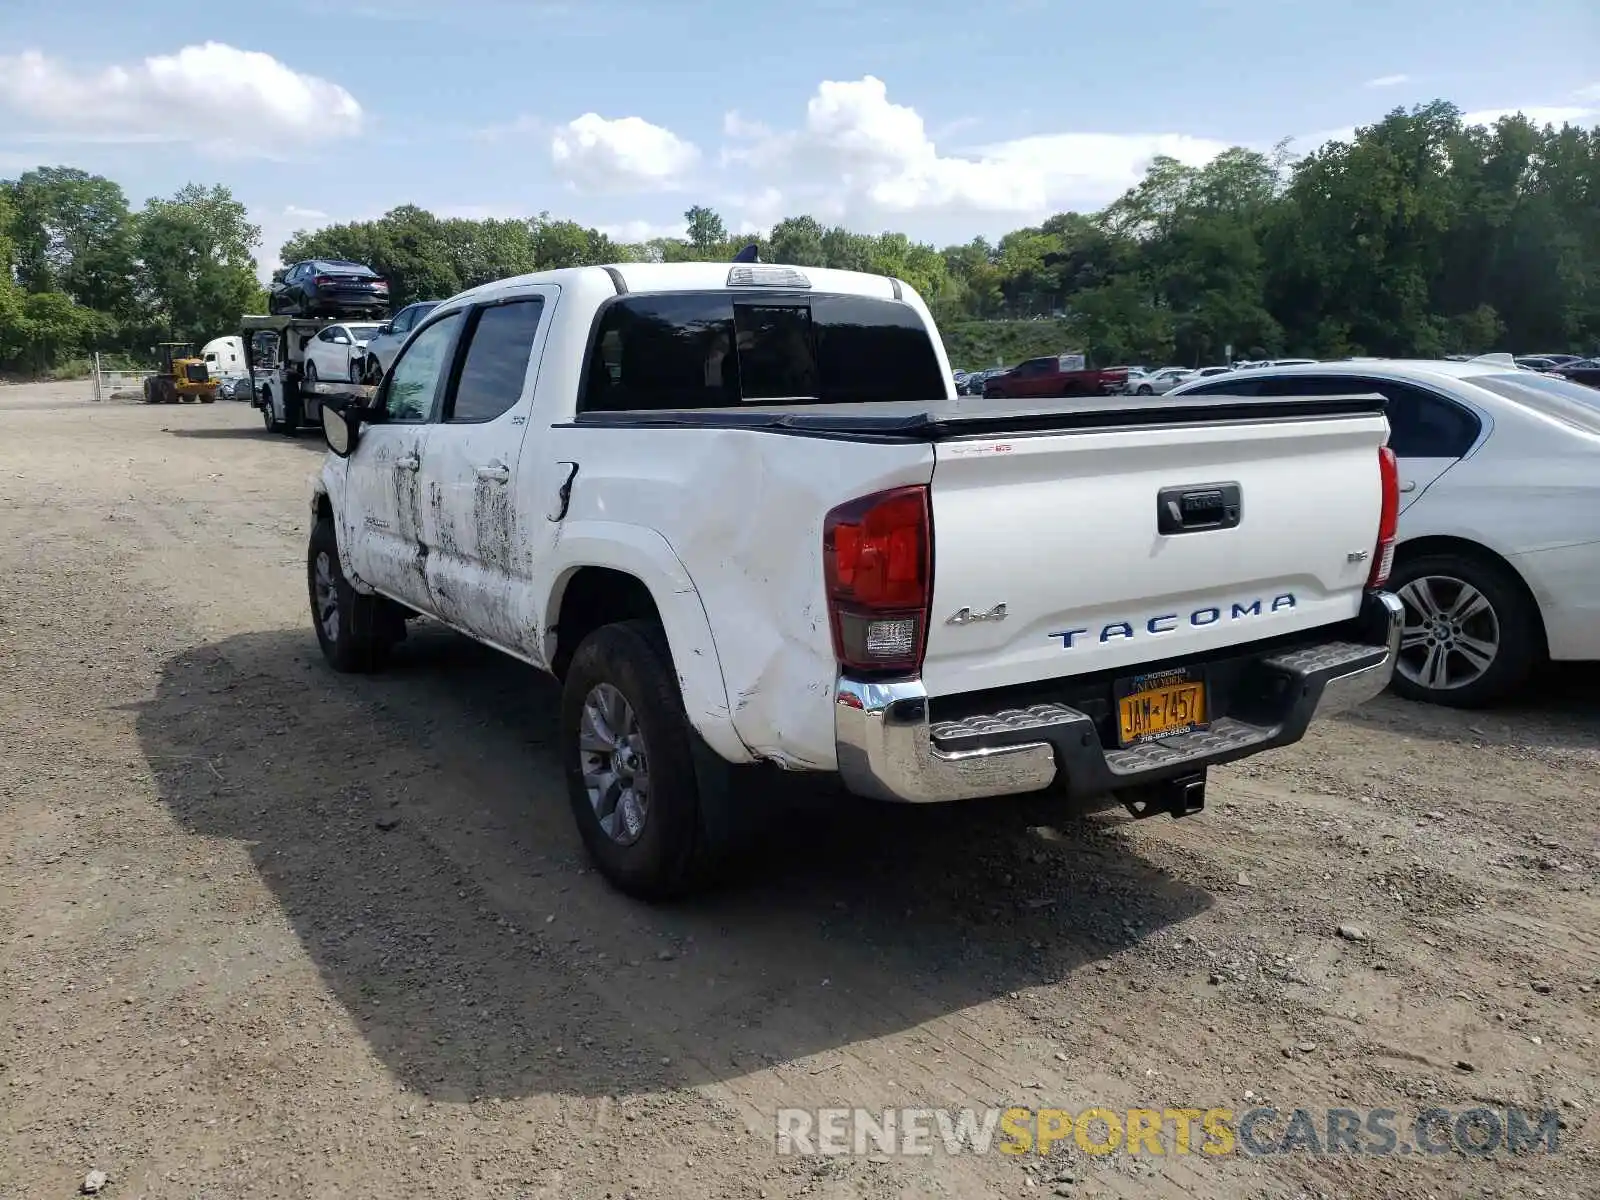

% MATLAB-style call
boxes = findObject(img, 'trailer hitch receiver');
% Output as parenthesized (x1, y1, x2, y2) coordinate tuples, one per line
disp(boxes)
(1120, 769, 1207, 819)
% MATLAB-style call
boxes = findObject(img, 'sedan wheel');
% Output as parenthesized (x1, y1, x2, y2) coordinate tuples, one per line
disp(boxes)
(1396, 575, 1500, 693)
(1387, 551, 1539, 708)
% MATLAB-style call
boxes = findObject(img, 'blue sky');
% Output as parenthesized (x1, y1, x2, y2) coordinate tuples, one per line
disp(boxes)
(2, 0, 1597, 279)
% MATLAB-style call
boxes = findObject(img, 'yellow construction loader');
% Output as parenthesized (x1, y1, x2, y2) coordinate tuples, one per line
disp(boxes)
(142, 343, 219, 404)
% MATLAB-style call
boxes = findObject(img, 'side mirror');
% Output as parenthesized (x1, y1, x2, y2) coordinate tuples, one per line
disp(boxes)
(320, 395, 384, 458)
(333, 334, 351, 345)
(378, 323, 393, 336)
(321, 402, 355, 457)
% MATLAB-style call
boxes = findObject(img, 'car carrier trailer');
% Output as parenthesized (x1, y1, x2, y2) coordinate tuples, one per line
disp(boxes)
(241, 313, 386, 436)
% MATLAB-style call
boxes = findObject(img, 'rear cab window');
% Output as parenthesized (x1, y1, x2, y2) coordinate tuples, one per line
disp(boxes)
(579, 292, 946, 412)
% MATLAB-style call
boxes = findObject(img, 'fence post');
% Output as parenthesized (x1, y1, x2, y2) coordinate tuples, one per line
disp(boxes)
(92, 352, 102, 402)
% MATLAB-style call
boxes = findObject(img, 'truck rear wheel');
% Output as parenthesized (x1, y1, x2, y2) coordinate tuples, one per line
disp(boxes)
(560, 620, 716, 900)
(261, 387, 281, 432)
(308, 517, 395, 673)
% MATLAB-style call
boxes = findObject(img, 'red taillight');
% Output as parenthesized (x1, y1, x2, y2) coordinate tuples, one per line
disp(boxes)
(823, 485, 932, 675)
(314, 275, 332, 285)
(1369, 446, 1399, 588)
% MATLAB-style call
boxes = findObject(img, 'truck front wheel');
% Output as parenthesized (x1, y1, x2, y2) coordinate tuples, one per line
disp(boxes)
(308, 517, 397, 673)
(560, 620, 714, 900)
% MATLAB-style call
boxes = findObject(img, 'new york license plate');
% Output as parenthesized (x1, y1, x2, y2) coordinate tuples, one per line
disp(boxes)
(1116, 668, 1208, 746)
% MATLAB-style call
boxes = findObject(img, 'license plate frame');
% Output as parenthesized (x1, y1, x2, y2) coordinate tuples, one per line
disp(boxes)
(1114, 666, 1209, 747)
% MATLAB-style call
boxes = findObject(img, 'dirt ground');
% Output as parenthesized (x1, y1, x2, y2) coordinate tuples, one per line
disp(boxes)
(1, 380, 1596, 1200)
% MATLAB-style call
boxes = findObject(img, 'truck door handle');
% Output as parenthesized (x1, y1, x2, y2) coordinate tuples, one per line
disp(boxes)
(1399, 479, 1417, 493)
(395, 454, 420, 472)
(476, 462, 511, 483)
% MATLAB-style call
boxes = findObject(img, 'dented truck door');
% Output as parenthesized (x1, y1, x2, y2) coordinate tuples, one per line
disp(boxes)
(412, 288, 558, 655)
(343, 309, 465, 613)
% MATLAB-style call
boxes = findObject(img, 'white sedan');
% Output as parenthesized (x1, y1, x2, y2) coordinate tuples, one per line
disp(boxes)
(1171, 359, 1600, 706)
(301, 322, 385, 384)
(1128, 366, 1192, 395)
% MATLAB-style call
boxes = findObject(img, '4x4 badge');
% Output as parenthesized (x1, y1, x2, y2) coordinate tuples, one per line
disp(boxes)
(946, 603, 1008, 626)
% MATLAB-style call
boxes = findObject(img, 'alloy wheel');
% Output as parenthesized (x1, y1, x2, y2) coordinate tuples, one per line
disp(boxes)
(313, 550, 340, 643)
(578, 683, 650, 846)
(1396, 574, 1500, 692)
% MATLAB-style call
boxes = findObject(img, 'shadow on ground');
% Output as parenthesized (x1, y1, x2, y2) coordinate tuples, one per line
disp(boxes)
(167, 426, 324, 448)
(137, 625, 1214, 1103)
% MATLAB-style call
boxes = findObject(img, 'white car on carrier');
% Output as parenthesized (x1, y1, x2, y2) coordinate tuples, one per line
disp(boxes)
(307, 261, 1403, 898)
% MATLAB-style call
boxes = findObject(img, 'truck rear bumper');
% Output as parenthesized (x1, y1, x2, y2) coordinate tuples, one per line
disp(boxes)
(834, 590, 1402, 804)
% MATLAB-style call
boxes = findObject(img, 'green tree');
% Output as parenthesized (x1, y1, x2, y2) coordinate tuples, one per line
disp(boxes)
(684, 205, 727, 255)
(135, 183, 262, 343)
(767, 215, 826, 265)
(3, 167, 136, 315)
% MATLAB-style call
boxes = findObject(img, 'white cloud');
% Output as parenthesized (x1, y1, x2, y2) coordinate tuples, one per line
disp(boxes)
(722, 76, 1230, 228)
(1289, 98, 1599, 159)
(595, 218, 687, 243)
(549, 113, 699, 192)
(0, 43, 362, 158)
(1364, 74, 1411, 88)
(1461, 105, 1596, 128)
(1576, 83, 1600, 102)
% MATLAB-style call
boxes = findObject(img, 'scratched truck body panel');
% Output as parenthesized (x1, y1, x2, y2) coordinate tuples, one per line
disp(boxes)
(310, 259, 1402, 898)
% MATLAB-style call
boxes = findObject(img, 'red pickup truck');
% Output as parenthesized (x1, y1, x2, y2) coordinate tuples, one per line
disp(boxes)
(981, 353, 1129, 399)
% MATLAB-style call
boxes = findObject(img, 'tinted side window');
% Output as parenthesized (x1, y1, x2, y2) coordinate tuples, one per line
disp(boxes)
(580, 292, 944, 412)
(1253, 375, 1365, 396)
(1369, 380, 1480, 457)
(447, 298, 545, 423)
(384, 311, 464, 422)
(390, 308, 414, 334)
(1178, 377, 1262, 397)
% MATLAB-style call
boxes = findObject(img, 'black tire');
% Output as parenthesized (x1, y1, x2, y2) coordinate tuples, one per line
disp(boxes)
(1137, 384, 1154, 396)
(199, 394, 215, 404)
(261, 386, 281, 432)
(142, 377, 155, 404)
(308, 516, 396, 673)
(363, 356, 385, 385)
(282, 382, 304, 433)
(1387, 549, 1540, 709)
(304, 360, 318, 383)
(561, 620, 718, 900)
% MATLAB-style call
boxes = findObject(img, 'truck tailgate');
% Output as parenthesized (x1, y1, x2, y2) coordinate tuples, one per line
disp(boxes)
(921, 410, 1388, 696)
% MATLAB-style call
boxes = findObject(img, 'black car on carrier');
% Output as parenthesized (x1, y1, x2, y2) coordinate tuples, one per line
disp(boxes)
(269, 259, 390, 318)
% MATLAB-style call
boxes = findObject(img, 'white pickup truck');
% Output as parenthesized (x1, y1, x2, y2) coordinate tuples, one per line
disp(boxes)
(308, 261, 1403, 899)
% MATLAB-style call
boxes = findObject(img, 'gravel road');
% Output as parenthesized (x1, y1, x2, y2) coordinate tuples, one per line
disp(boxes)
(2, 382, 1596, 1199)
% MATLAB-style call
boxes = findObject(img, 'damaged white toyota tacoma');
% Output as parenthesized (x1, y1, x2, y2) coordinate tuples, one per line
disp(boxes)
(307, 261, 1403, 899)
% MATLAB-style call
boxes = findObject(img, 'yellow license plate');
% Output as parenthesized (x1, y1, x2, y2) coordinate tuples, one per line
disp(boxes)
(1117, 673, 1207, 746)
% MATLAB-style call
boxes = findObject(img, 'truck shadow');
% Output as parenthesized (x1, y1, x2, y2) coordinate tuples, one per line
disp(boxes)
(167, 427, 324, 448)
(136, 625, 1213, 1104)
